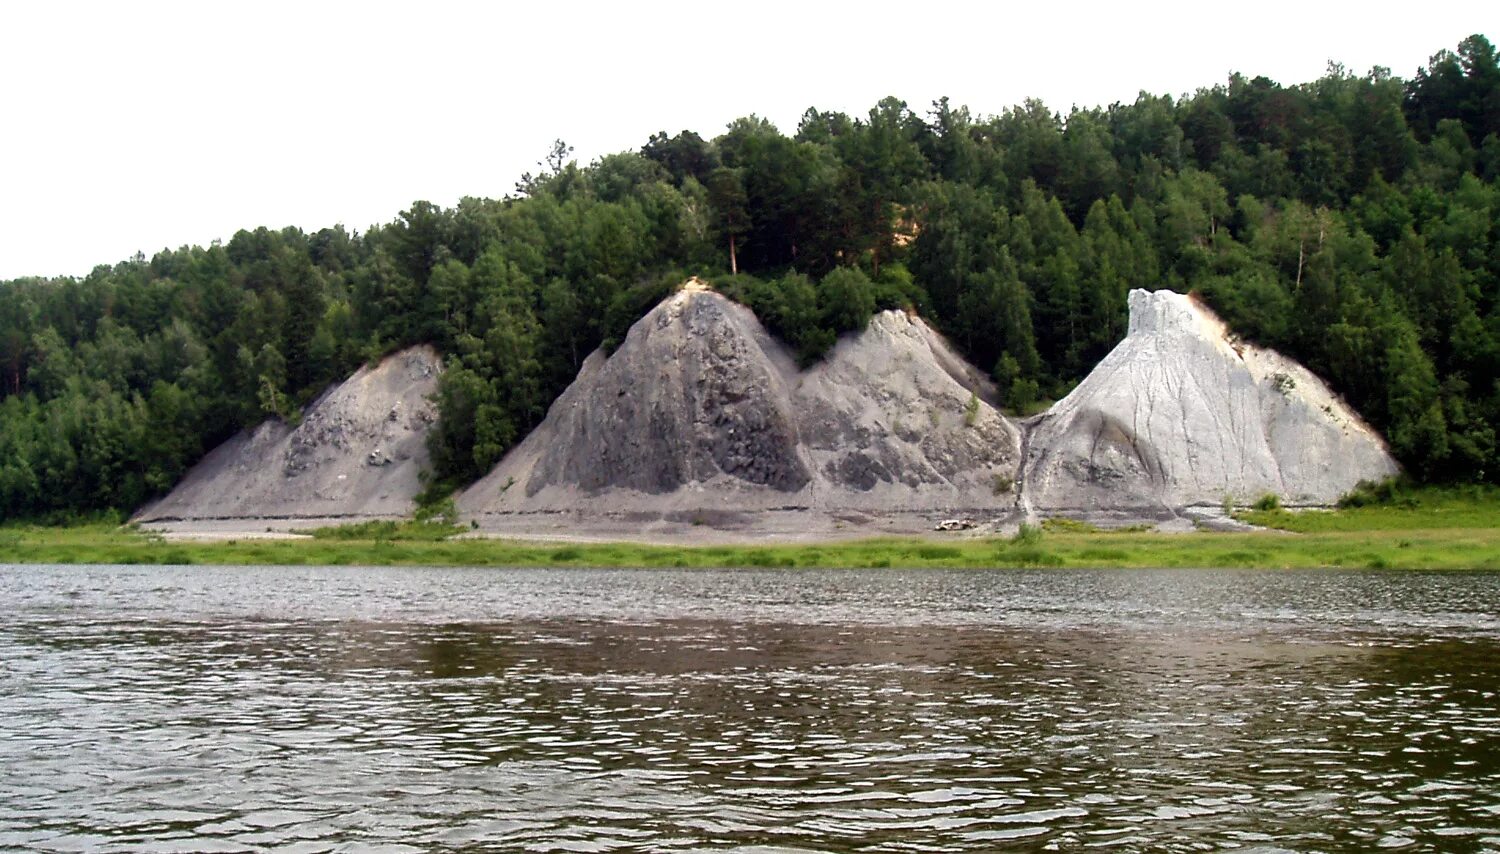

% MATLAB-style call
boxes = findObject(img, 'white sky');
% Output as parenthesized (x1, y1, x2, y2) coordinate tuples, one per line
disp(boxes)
(0, 1, 1492, 280)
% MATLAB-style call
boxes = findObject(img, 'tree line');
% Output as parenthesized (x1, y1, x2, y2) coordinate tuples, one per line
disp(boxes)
(1, 34, 1497, 520)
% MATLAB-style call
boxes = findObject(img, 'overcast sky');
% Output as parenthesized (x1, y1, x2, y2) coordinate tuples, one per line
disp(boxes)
(0, 1, 1491, 280)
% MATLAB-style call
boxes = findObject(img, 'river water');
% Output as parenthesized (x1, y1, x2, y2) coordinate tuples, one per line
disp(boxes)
(1, 566, 1498, 852)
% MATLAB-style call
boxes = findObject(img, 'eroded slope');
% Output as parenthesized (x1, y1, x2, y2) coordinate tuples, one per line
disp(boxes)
(797, 309, 1018, 507)
(135, 346, 441, 526)
(458, 283, 1023, 536)
(1022, 289, 1398, 514)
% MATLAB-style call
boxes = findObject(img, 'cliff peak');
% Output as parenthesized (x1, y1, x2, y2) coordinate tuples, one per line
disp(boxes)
(457, 284, 1023, 538)
(135, 345, 442, 527)
(1023, 288, 1398, 513)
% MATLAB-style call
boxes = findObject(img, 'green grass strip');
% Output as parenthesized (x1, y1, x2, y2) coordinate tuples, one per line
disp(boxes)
(1, 524, 1498, 570)
(3, 488, 1497, 570)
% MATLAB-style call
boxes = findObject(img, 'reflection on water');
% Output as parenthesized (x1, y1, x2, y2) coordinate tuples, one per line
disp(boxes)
(1, 566, 1498, 851)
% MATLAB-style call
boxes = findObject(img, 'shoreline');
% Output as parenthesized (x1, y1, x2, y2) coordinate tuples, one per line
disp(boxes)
(3, 521, 1498, 571)
(136, 503, 1261, 547)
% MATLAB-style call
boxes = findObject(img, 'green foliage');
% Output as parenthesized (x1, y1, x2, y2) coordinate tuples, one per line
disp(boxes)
(414, 494, 459, 526)
(1338, 477, 1418, 508)
(1011, 522, 1044, 546)
(308, 519, 462, 541)
(995, 522, 1059, 567)
(2, 34, 1499, 522)
(818, 267, 878, 334)
(995, 349, 1042, 414)
(725, 268, 881, 366)
(1253, 493, 1282, 511)
(1041, 517, 1101, 534)
(1242, 484, 1500, 531)
(602, 274, 680, 352)
(6, 511, 1500, 569)
(963, 392, 980, 427)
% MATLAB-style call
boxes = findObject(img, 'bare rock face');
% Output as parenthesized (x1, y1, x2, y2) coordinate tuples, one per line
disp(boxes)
(524, 283, 809, 496)
(134, 346, 441, 524)
(1022, 289, 1398, 514)
(135, 283, 1400, 540)
(458, 282, 1024, 526)
(798, 310, 1020, 501)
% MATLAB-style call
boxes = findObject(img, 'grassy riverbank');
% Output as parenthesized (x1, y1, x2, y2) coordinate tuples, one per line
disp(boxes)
(3, 491, 1498, 569)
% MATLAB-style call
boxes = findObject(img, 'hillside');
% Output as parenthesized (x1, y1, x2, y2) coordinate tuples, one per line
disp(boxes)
(452, 282, 1398, 540)
(134, 347, 440, 531)
(119, 280, 1406, 540)
(1022, 290, 1399, 516)
(1, 34, 1494, 522)
(455, 282, 1022, 541)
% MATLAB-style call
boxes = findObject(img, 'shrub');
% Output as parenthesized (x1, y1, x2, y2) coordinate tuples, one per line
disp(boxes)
(1007, 377, 1040, 413)
(415, 495, 458, 525)
(1338, 477, 1413, 508)
(1011, 523, 1043, 546)
(1253, 493, 1282, 511)
(819, 267, 877, 334)
(1041, 517, 1098, 533)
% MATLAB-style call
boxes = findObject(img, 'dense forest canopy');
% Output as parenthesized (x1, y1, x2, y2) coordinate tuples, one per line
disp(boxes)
(2, 35, 1498, 520)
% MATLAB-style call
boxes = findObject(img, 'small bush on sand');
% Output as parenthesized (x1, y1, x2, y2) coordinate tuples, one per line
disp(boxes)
(1253, 493, 1281, 511)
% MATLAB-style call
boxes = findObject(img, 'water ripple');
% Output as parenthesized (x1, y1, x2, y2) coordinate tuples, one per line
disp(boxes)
(1, 566, 1498, 851)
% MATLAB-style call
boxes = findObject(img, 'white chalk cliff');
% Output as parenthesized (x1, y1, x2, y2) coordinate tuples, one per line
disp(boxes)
(1021, 289, 1399, 513)
(136, 283, 1401, 536)
(134, 346, 441, 524)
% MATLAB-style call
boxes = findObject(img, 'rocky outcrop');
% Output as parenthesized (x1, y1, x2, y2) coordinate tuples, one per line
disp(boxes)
(457, 281, 1024, 532)
(1021, 289, 1398, 515)
(137, 282, 1401, 539)
(460, 283, 1395, 538)
(134, 346, 441, 524)
(521, 282, 810, 497)
(798, 308, 1017, 503)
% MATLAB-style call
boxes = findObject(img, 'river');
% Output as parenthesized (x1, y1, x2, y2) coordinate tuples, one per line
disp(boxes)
(1, 565, 1498, 851)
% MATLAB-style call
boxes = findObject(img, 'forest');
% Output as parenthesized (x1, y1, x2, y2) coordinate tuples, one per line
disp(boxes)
(0, 34, 1497, 521)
